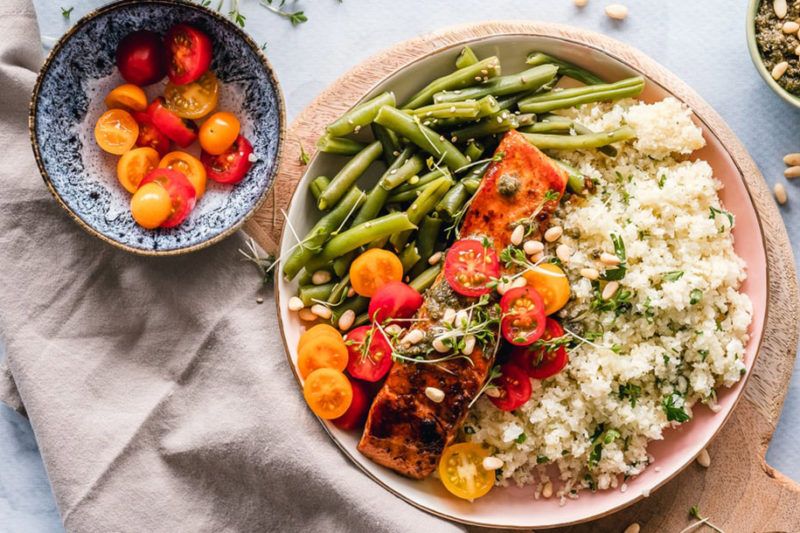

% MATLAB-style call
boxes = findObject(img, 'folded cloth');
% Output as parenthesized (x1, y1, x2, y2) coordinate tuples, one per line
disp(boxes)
(0, 1, 463, 531)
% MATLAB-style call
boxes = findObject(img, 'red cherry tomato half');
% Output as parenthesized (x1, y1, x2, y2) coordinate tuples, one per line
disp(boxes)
(133, 112, 171, 157)
(510, 318, 569, 379)
(488, 364, 532, 412)
(500, 286, 547, 346)
(368, 281, 424, 324)
(332, 379, 372, 431)
(115, 30, 167, 86)
(165, 23, 212, 85)
(139, 168, 197, 228)
(444, 239, 500, 297)
(146, 98, 198, 148)
(201, 135, 253, 184)
(344, 325, 393, 382)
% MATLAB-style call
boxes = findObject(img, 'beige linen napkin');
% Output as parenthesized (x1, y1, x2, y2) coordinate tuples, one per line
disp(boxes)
(0, 2, 463, 531)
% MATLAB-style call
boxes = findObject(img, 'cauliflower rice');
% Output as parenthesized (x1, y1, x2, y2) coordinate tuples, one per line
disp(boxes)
(463, 97, 753, 499)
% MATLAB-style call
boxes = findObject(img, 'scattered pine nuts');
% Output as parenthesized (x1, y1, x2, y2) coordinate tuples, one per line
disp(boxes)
(696, 448, 711, 468)
(600, 252, 621, 266)
(602, 281, 620, 300)
(338, 309, 355, 331)
(772, 61, 789, 80)
(442, 308, 457, 325)
(428, 251, 443, 265)
(511, 276, 528, 289)
(783, 153, 800, 166)
(580, 267, 600, 280)
(605, 3, 628, 20)
(298, 308, 317, 322)
(556, 244, 573, 263)
(530, 252, 544, 263)
(541, 481, 554, 498)
(311, 270, 332, 285)
(425, 386, 445, 403)
(402, 329, 425, 345)
(485, 387, 501, 398)
(455, 310, 470, 328)
(385, 324, 403, 336)
(510, 225, 526, 246)
(310, 304, 332, 320)
(432, 337, 449, 353)
(775, 0, 788, 18)
(574, 0, 588, 5)
(782, 20, 799, 33)
(623, 523, 641, 533)
(523, 240, 544, 256)
(482, 456, 504, 470)
(774, 182, 788, 204)
(462, 334, 477, 355)
(347, 287, 356, 298)
(288, 296, 305, 311)
(785, 166, 800, 178)
(544, 226, 563, 242)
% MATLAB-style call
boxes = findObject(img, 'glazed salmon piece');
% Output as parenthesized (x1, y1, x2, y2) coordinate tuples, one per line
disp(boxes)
(357, 131, 568, 479)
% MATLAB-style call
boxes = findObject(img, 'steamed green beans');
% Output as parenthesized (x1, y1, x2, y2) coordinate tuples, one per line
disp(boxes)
(433, 64, 558, 104)
(371, 123, 401, 165)
(317, 141, 382, 210)
(455, 46, 479, 69)
(309, 176, 330, 200)
(399, 243, 421, 272)
(554, 159, 588, 194)
(351, 148, 422, 227)
(402, 56, 501, 109)
(390, 175, 453, 251)
(409, 264, 442, 292)
(299, 283, 335, 306)
(411, 215, 443, 276)
(316, 135, 367, 155)
(327, 92, 396, 137)
(526, 52, 605, 85)
(518, 76, 645, 113)
(331, 295, 369, 323)
(450, 113, 535, 142)
(522, 126, 635, 150)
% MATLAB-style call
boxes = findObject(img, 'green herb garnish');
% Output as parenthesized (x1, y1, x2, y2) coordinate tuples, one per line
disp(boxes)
(662, 393, 691, 423)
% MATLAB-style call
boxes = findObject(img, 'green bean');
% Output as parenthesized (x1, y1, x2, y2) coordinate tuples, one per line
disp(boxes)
(409, 264, 442, 292)
(436, 182, 468, 220)
(412, 215, 443, 276)
(387, 186, 423, 204)
(522, 126, 635, 150)
(464, 140, 485, 162)
(309, 176, 330, 200)
(393, 168, 447, 194)
(494, 89, 539, 112)
(297, 269, 315, 286)
(520, 115, 573, 134)
(317, 141, 382, 210)
(316, 135, 367, 156)
(553, 160, 588, 194)
(518, 77, 645, 113)
(463, 177, 481, 194)
(333, 252, 354, 278)
(374, 106, 470, 171)
(402, 56, 501, 109)
(282, 187, 367, 280)
(411, 100, 482, 120)
(573, 122, 618, 157)
(390, 176, 454, 251)
(331, 295, 369, 323)
(399, 243, 422, 272)
(380, 153, 425, 190)
(418, 96, 501, 129)
(455, 46, 479, 69)
(371, 123, 401, 166)
(450, 113, 535, 142)
(433, 65, 558, 104)
(525, 52, 605, 85)
(354, 312, 370, 327)
(327, 273, 351, 305)
(303, 212, 418, 272)
(350, 149, 421, 228)
(299, 283, 335, 306)
(327, 92, 396, 137)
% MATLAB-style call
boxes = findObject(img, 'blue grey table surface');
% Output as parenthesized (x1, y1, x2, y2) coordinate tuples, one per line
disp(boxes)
(2, 0, 799, 530)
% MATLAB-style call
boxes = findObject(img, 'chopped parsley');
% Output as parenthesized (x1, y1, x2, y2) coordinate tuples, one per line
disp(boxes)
(588, 426, 621, 469)
(618, 383, 642, 407)
(662, 270, 684, 282)
(689, 288, 703, 305)
(662, 393, 691, 423)
(536, 455, 549, 464)
(709, 206, 734, 232)
(515, 433, 527, 444)
(657, 173, 667, 188)
(61, 6, 74, 19)
(601, 233, 627, 281)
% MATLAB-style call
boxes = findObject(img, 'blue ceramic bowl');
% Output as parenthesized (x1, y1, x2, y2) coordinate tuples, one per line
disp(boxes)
(30, 0, 284, 255)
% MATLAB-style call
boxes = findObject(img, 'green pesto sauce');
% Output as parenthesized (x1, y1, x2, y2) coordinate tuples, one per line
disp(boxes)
(497, 173, 521, 197)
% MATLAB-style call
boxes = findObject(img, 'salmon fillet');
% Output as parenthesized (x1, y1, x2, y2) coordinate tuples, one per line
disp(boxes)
(357, 130, 568, 479)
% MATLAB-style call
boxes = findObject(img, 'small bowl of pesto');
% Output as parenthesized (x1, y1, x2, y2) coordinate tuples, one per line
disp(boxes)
(748, 0, 800, 108)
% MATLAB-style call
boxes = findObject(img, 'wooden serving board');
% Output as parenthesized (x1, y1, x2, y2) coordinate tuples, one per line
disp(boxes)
(244, 22, 800, 532)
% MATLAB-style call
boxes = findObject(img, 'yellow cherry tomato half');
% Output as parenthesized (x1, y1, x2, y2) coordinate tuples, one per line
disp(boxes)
(104, 83, 148, 112)
(349, 249, 404, 297)
(158, 151, 207, 198)
(117, 147, 160, 193)
(303, 368, 353, 419)
(298, 323, 343, 353)
(438, 442, 495, 500)
(199, 111, 241, 155)
(523, 262, 571, 315)
(297, 335, 348, 379)
(130, 182, 172, 229)
(94, 109, 139, 155)
(164, 71, 219, 120)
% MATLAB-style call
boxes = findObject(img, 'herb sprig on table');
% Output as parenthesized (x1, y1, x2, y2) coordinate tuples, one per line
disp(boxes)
(200, 0, 315, 27)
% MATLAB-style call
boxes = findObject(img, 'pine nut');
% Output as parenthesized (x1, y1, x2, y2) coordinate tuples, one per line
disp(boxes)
(425, 386, 445, 403)
(574, 0, 588, 6)
(783, 20, 799, 33)
(310, 304, 332, 320)
(385, 324, 403, 336)
(462, 334, 476, 355)
(542, 481, 553, 498)
(482, 456, 504, 470)
(311, 270, 332, 285)
(288, 296, 305, 311)
(298, 308, 317, 322)
(432, 337, 449, 353)
(783, 153, 800, 166)
(556, 244, 572, 263)
(580, 267, 600, 280)
(511, 225, 525, 246)
(402, 329, 425, 345)
(428, 251, 443, 265)
(442, 308, 457, 325)
(544, 226, 563, 242)
(795, 44, 800, 56)
(523, 240, 544, 256)
(511, 276, 528, 288)
(338, 309, 355, 331)
(775, 0, 788, 18)
(785, 165, 800, 178)
(602, 281, 620, 300)
(347, 287, 356, 298)
(605, 3, 628, 20)
(455, 310, 470, 328)
(772, 61, 789, 80)
(496, 280, 508, 295)
(530, 252, 544, 263)
(624, 524, 640, 533)
(774, 183, 788, 204)
(600, 252, 620, 266)
(485, 387, 501, 398)
(696, 448, 711, 468)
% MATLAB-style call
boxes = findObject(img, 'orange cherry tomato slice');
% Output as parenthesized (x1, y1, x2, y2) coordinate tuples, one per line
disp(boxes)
(523, 262, 571, 315)
(297, 335, 349, 379)
(298, 323, 342, 353)
(117, 147, 160, 193)
(94, 109, 139, 155)
(139, 168, 197, 228)
(199, 111, 241, 155)
(130, 182, 172, 229)
(303, 368, 353, 419)
(438, 443, 495, 500)
(164, 71, 219, 119)
(104, 84, 148, 112)
(158, 151, 207, 198)
(349, 249, 404, 297)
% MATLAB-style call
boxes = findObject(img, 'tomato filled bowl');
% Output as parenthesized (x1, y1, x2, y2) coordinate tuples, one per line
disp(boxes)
(30, 0, 284, 255)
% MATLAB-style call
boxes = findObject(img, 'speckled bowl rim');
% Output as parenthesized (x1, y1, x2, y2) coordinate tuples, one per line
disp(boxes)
(746, 0, 800, 109)
(28, 0, 286, 257)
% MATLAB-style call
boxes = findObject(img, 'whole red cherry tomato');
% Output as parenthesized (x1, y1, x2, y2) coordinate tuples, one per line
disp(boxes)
(115, 30, 167, 86)
(332, 379, 372, 431)
(368, 281, 423, 324)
